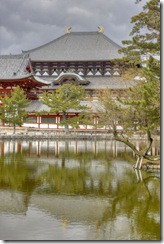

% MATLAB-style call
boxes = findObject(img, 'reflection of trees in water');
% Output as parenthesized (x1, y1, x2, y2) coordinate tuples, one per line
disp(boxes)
(37, 165, 88, 194)
(95, 171, 160, 240)
(0, 148, 136, 197)
(0, 140, 160, 240)
(0, 149, 39, 208)
(0, 140, 160, 198)
(35, 157, 139, 197)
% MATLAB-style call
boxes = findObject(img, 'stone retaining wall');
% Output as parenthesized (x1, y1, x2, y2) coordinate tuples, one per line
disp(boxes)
(0, 127, 160, 141)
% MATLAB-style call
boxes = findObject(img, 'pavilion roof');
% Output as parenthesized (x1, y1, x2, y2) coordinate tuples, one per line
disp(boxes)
(0, 54, 32, 80)
(52, 71, 90, 85)
(26, 100, 50, 113)
(84, 77, 136, 89)
(41, 76, 136, 90)
(26, 100, 95, 113)
(0, 54, 51, 86)
(23, 32, 123, 62)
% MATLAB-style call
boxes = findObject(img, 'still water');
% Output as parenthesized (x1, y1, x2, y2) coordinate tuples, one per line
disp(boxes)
(0, 139, 160, 240)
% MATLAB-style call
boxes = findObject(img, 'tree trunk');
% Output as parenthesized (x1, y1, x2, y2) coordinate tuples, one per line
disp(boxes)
(13, 124, 16, 134)
(62, 111, 69, 134)
(143, 130, 153, 155)
(112, 121, 140, 155)
(112, 126, 160, 168)
(114, 132, 140, 156)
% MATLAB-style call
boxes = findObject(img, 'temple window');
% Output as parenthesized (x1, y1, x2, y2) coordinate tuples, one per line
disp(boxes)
(41, 116, 56, 123)
(25, 116, 37, 123)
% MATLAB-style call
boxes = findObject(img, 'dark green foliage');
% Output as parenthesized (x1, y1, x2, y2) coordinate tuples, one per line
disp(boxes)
(94, 0, 160, 162)
(0, 86, 31, 133)
(118, 0, 160, 133)
(39, 84, 87, 132)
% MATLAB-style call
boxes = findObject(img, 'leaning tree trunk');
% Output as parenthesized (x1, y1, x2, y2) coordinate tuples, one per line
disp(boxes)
(112, 122, 160, 169)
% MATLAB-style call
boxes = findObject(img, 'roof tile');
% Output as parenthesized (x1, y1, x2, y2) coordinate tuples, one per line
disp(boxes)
(0, 54, 31, 79)
(23, 32, 123, 61)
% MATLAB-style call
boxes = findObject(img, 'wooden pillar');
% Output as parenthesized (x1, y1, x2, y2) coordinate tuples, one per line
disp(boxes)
(17, 143, 21, 153)
(1, 142, 4, 157)
(37, 141, 41, 157)
(55, 141, 59, 156)
(56, 116, 60, 129)
(37, 115, 41, 129)
(0, 102, 4, 126)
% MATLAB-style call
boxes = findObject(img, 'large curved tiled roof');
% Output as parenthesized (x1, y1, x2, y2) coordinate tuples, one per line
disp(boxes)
(0, 54, 51, 85)
(0, 54, 31, 79)
(23, 32, 123, 62)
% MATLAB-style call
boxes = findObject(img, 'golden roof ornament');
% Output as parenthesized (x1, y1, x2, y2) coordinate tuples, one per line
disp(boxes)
(65, 26, 72, 33)
(98, 26, 104, 33)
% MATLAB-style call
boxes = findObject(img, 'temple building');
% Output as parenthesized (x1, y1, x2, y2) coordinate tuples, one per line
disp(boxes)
(0, 54, 51, 100)
(0, 27, 136, 129)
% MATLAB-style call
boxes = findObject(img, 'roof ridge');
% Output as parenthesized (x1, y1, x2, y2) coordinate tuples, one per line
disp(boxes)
(0, 53, 27, 59)
(15, 54, 30, 73)
(69, 31, 99, 34)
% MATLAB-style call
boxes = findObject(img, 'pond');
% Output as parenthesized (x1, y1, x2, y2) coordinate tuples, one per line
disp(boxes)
(0, 139, 160, 240)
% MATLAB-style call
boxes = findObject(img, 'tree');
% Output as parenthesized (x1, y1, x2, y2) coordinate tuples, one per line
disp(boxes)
(0, 86, 31, 134)
(94, 0, 160, 168)
(95, 87, 159, 166)
(39, 84, 87, 133)
(119, 0, 160, 63)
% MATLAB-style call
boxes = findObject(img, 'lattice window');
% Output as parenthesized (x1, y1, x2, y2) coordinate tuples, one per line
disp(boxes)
(25, 116, 37, 123)
(41, 116, 56, 123)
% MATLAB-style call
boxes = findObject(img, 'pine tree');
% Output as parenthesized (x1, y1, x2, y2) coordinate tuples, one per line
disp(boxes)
(94, 0, 160, 168)
(120, 0, 160, 168)
(0, 86, 31, 134)
(39, 84, 87, 133)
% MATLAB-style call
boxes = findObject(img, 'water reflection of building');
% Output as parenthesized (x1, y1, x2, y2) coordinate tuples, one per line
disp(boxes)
(0, 140, 160, 158)
(0, 140, 160, 240)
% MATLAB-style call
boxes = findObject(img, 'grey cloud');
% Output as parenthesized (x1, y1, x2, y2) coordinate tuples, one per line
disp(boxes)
(0, 0, 147, 54)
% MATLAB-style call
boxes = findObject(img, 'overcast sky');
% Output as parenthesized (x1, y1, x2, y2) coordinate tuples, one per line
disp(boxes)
(0, 0, 149, 55)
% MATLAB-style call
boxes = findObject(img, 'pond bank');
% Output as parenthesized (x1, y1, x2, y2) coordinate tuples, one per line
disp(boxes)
(0, 127, 160, 141)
